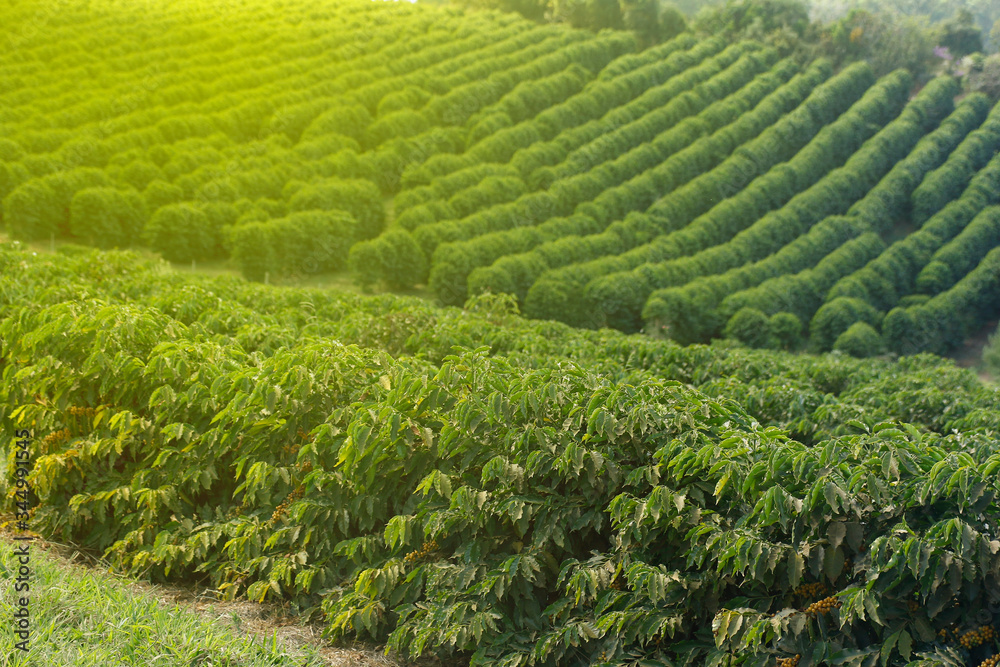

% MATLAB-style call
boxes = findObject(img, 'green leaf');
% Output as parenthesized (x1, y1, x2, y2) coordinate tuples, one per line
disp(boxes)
(880, 628, 900, 666)
(828, 522, 846, 549)
(898, 629, 912, 661)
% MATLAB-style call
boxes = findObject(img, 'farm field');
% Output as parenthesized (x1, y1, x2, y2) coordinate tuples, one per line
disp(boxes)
(3, 0, 1000, 666)
(4, 0, 1000, 355)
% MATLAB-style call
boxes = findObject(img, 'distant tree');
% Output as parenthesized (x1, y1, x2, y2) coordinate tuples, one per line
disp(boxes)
(690, 0, 815, 57)
(693, 0, 809, 39)
(620, 0, 661, 44)
(658, 4, 689, 40)
(465, 0, 549, 21)
(821, 8, 935, 78)
(459, 0, 686, 43)
(671, 0, 724, 15)
(964, 53, 1000, 100)
(935, 9, 983, 57)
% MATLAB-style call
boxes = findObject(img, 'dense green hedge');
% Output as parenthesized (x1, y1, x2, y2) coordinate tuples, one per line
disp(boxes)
(883, 245, 1000, 355)
(808, 297, 885, 353)
(286, 178, 384, 240)
(348, 227, 427, 291)
(142, 203, 221, 264)
(4, 168, 112, 240)
(539, 68, 923, 330)
(814, 153, 1000, 350)
(229, 210, 356, 282)
(426, 55, 807, 304)
(68, 187, 146, 249)
(914, 206, 1000, 295)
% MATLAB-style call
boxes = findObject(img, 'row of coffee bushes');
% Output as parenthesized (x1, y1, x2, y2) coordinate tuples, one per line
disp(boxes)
(664, 82, 976, 345)
(883, 245, 1000, 355)
(880, 88, 1000, 228)
(427, 57, 806, 305)
(392, 40, 755, 234)
(459, 58, 845, 305)
(810, 155, 1000, 351)
(640, 216, 873, 344)
(353, 30, 637, 192)
(4, 0, 646, 273)
(524, 67, 914, 328)
(635, 79, 958, 338)
(914, 206, 1000, 295)
(414, 50, 777, 257)
(350, 41, 777, 290)
(396, 34, 711, 191)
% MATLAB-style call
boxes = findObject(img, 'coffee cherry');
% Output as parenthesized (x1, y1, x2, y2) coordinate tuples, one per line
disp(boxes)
(977, 654, 1000, 667)
(269, 485, 305, 523)
(404, 540, 439, 563)
(805, 596, 841, 616)
(794, 582, 828, 600)
(957, 626, 994, 649)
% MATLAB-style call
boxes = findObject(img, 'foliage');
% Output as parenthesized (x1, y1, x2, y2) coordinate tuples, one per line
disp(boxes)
(6, 0, 1000, 357)
(349, 229, 429, 291)
(459, 0, 687, 44)
(69, 187, 145, 249)
(723, 307, 774, 347)
(770, 312, 803, 350)
(228, 210, 356, 282)
(810, 297, 882, 353)
(833, 321, 884, 357)
(692, 0, 814, 55)
(984, 325, 1000, 380)
(965, 54, 1000, 101)
(934, 9, 984, 57)
(4, 247, 1000, 667)
(142, 203, 220, 264)
(820, 9, 936, 78)
(810, 0, 1000, 50)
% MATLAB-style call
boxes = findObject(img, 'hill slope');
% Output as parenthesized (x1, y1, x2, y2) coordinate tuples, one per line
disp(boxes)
(5, 0, 1000, 357)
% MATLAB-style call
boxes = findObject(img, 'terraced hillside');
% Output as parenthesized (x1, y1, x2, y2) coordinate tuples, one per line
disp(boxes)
(3, 0, 1000, 360)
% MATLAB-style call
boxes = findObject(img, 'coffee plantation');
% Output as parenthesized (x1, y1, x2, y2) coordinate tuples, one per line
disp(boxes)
(3, 0, 1000, 665)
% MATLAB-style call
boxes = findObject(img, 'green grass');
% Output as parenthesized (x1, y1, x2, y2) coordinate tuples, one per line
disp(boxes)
(0, 538, 331, 667)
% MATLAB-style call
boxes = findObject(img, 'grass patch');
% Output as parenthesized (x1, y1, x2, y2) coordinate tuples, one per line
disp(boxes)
(0, 538, 344, 666)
